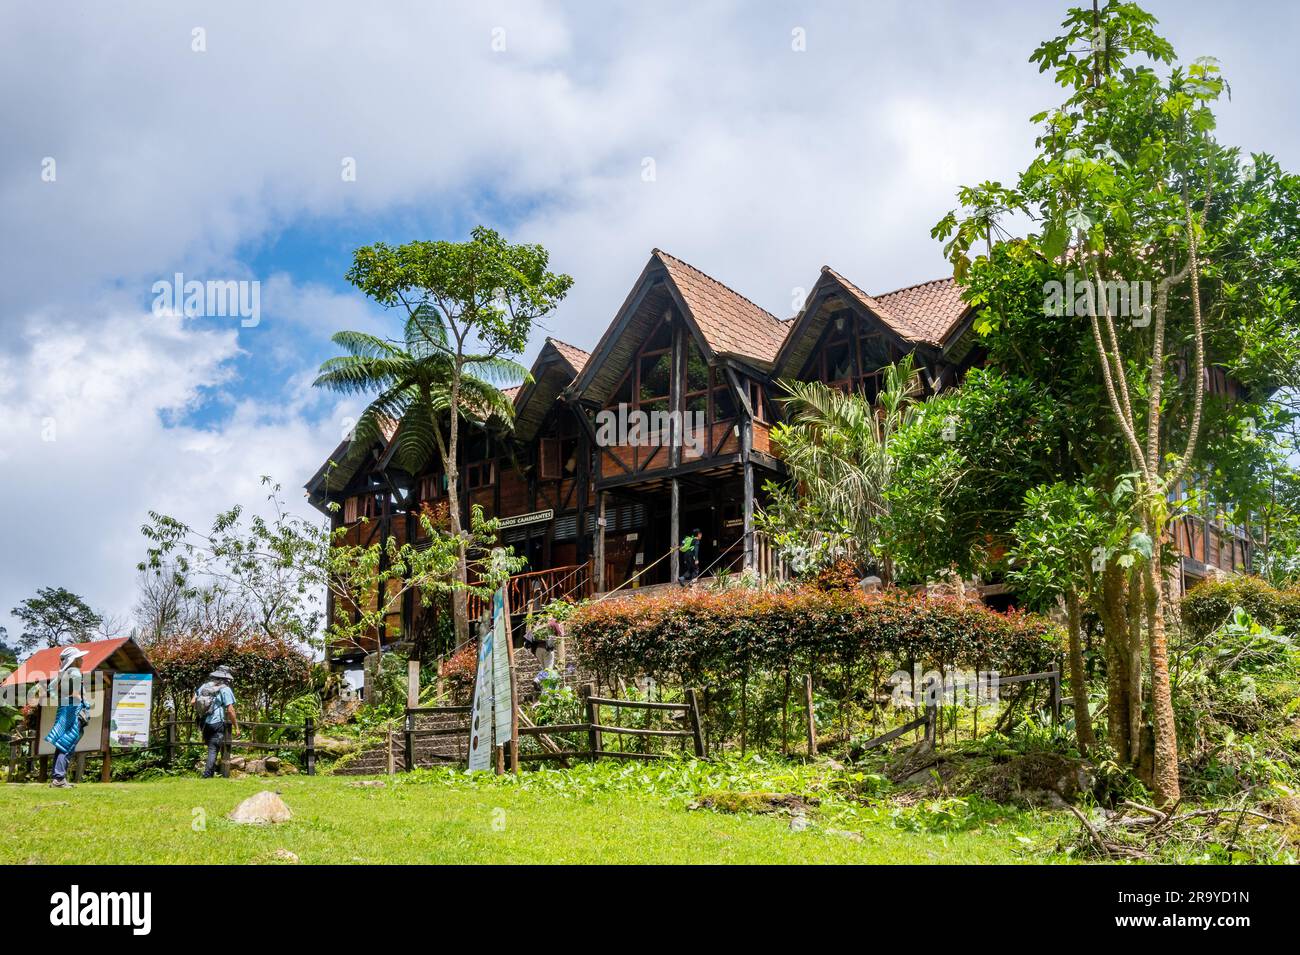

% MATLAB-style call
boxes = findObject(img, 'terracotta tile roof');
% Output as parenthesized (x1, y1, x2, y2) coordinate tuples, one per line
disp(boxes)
(501, 385, 522, 401)
(872, 277, 969, 346)
(547, 338, 590, 375)
(653, 249, 787, 364)
(821, 266, 928, 342)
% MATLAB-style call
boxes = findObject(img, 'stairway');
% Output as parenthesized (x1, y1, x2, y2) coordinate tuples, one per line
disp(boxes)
(331, 709, 470, 776)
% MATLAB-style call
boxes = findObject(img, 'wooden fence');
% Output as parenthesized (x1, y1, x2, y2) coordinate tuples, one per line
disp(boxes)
(5, 715, 317, 782)
(516, 684, 705, 764)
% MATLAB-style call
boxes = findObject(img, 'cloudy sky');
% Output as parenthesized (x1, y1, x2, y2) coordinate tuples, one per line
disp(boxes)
(1, 1, 1297, 645)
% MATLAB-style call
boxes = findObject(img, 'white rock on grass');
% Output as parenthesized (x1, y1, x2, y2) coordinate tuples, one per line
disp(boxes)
(228, 790, 293, 825)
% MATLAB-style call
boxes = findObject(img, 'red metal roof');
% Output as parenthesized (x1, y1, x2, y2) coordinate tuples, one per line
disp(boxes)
(2, 637, 138, 687)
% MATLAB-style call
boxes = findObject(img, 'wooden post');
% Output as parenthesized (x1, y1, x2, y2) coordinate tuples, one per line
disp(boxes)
(221, 734, 231, 778)
(595, 492, 607, 592)
(684, 688, 706, 758)
(407, 658, 420, 711)
(305, 717, 316, 776)
(1050, 670, 1062, 726)
(38, 755, 49, 783)
(75, 752, 88, 783)
(403, 711, 414, 773)
(670, 478, 680, 583)
(99, 673, 114, 782)
(581, 683, 600, 760)
(742, 459, 755, 573)
(803, 674, 817, 757)
(924, 702, 938, 745)
(165, 714, 177, 768)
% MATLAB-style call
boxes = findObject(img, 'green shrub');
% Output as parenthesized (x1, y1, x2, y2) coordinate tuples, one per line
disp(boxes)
(569, 586, 1061, 684)
(1180, 576, 1300, 639)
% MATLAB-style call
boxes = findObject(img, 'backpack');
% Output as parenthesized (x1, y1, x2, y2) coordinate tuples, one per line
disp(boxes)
(194, 684, 220, 727)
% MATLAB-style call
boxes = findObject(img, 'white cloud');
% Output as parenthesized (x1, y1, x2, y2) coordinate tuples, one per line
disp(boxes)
(1, 0, 1297, 642)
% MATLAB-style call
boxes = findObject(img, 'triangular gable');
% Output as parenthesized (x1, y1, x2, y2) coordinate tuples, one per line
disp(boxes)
(569, 250, 784, 405)
(512, 337, 590, 442)
(774, 267, 971, 379)
(305, 417, 397, 507)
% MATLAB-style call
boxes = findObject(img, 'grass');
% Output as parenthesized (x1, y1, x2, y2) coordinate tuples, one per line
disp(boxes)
(0, 763, 1068, 864)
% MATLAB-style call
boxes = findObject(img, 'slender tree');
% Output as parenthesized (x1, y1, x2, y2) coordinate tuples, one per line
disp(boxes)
(334, 228, 572, 643)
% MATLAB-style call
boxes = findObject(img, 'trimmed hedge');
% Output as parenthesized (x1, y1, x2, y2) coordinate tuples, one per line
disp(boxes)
(1181, 576, 1300, 639)
(568, 586, 1061, 683)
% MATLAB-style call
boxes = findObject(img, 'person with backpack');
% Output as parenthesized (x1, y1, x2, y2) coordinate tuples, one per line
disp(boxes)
(678, 528, 703, 585)
(192, 666, 238, 779)
(45, 646, 91, 788)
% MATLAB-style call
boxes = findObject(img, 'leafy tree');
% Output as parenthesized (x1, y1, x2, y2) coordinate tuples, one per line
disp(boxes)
(324, 226, 572, 645)
(10, 587, 103, 653)
(139, 477, 523, 675)
(0, 627, 17, 666)
(140, 479, 326, 649)
(884, 368, 1063, 583)
(933, 1, 1300, 806)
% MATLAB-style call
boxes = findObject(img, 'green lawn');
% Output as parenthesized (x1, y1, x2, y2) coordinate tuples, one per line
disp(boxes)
(0, 771, 1058, 864)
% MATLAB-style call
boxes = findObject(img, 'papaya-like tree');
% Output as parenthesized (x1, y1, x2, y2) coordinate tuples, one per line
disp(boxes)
(935, 2, 1300, 804)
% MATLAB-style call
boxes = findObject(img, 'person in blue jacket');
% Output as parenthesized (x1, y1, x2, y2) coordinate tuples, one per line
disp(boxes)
(45, 646, 91, 788)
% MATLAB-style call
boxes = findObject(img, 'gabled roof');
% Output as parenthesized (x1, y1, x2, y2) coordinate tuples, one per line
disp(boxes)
(774, 267, 970, 378)
(570, 250, 787, 404)
(547, 338, 590, 376)
(2, 637, 154, 687)
(873, 277, 970, 347)
(305, 416, 398, 504)
(653, 250, 787, 364)
(511, 337, 591, 441)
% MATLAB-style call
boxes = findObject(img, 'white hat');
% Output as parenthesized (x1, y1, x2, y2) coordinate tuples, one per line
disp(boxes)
(58, 646, 89, 671)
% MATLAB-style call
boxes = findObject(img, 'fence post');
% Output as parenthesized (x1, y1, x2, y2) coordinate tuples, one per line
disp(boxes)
(581, 683, 599, 761)
(305, 717, 316, 776)
(5, 740, 14, 783)
(221, 737, 231, 778)
(165, 715, 177, 768)
(924, 702, 937, 746)
(404, 711, 414, 773)
(1049, 670, 1062, 726)
(803, 674, 817, 757)
(684, 688, 706, 759)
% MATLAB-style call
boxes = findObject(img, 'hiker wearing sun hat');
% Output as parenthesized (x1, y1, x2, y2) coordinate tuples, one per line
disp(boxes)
(44, 646, 91, 788)
(192, 665, 238, 778)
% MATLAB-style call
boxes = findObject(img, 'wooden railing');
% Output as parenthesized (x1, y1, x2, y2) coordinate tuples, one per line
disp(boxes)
(466, 562, 593, 621)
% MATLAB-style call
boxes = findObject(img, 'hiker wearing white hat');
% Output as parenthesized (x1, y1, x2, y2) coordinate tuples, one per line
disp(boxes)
(192, 666, 238, 778)
(45, 646, 91, 788)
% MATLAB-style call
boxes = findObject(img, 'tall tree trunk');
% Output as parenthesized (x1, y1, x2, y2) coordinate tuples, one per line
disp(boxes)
(445, 366, 470, 646)
(1099, 565, 1132, 758)
(1065, 588, 1096, 753)
(1126, 566, 1144, 764)
(1143, 532, 1181, 808)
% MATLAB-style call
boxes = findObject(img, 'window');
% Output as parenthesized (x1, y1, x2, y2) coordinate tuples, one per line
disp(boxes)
(749, 380, 766, 422)
(539, 438, 561, 480)
(418, 473, 443, 500)
(342, 494, 379, 523)
(713, 385, 737, 422)
(639, 352, 671, 404)
(466, 461, 496, 489)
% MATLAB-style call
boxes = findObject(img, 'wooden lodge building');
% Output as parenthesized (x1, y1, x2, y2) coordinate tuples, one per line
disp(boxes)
(306, 249, 1252, 668)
